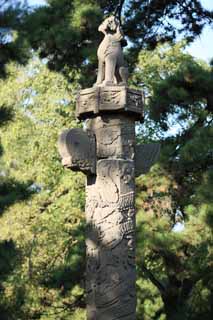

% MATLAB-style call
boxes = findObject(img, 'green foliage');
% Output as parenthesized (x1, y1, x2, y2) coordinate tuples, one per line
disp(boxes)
(0, 59, 86, 319)
(134, 42, 213, 319)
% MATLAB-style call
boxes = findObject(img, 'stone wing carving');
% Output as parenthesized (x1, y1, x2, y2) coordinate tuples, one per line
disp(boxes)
(58, 128, 96, 174)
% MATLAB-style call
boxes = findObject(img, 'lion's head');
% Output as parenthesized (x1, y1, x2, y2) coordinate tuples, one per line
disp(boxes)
(98, 16, 119, 34)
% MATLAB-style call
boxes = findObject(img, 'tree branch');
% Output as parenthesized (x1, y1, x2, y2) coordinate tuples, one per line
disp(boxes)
(141, 262, 166, 294)
(114, 0, 126, 24)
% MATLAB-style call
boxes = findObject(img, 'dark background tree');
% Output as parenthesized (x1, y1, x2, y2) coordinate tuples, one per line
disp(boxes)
(134, 42, 213, 319)
(21, 0, 213, 83)
(0, 0, 30, 77)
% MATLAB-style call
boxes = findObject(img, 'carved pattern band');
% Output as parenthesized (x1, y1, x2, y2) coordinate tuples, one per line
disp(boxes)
(76, 86, 143, 121)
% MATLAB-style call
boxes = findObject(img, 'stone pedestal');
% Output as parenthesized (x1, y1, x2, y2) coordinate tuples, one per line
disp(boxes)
(58, 86, 159, 320)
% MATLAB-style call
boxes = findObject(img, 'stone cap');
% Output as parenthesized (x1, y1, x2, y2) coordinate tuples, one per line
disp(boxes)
(76, 86, 144, 121)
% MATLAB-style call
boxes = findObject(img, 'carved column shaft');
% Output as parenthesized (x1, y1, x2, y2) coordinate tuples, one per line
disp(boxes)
(85, 115, 136, 319)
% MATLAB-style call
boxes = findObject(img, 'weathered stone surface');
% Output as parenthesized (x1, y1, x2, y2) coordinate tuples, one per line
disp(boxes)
(135, 143, 161, 176)
(85, 159, 136, 320)
(86, 114, 135, 160)
(95, 16, 128, 87)
(76, 86, 144, 121)
(76, 87, 99, 118)
(58, 128, 96, 174)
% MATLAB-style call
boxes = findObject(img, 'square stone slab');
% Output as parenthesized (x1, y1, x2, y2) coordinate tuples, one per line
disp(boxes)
(76, 86, 144, 121)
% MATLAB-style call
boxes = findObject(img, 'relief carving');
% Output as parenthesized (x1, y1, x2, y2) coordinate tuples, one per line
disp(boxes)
(85, 159, 136, 319)
(76, 88, 99, 118)
(86, 115, 135, 160)
(76, 86, 143, 121)
(100, 91, 121, 107)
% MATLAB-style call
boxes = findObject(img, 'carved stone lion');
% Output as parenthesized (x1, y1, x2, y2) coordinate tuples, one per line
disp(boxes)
(95, 16, 128, 87)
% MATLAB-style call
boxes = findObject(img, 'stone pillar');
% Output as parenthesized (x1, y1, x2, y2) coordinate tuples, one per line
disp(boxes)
(58, 85, 160, 319)
(58, 14, 160, 320)
(85, 114, 136, 319)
